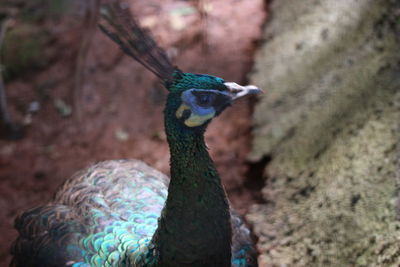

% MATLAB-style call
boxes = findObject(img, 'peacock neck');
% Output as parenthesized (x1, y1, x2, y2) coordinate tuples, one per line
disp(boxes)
(151, 93, 232, 267)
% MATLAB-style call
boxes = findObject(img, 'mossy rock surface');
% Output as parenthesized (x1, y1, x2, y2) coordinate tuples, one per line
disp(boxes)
(247, 0, 400, 266)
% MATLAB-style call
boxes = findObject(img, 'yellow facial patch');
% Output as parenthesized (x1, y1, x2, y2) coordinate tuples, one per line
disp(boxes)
(176, 104, 190, 119)
(184, 112, 215, 127)
(176, 104, 216, 127)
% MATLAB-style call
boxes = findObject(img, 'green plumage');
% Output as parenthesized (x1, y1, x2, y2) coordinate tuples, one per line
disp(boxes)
(153, 92, 232, 266)
(12, 160, 167, 267)
(10, 1, 258, 266)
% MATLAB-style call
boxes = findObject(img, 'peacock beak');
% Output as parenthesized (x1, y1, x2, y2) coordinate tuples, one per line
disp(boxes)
(223, 82, 263, 100)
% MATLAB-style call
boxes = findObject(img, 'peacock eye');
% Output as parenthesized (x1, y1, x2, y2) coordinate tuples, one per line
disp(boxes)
(196, 93, 215, 107)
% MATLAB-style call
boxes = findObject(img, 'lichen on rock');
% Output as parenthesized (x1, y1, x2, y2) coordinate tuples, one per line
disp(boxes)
(247, 0, 400, 265)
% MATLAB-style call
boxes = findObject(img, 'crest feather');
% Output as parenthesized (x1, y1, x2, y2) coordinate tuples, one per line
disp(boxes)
(99, 0, 179, 84)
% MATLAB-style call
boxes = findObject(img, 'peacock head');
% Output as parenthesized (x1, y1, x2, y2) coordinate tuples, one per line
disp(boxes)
(167, 71, 262, 128)
(99, 3, 261, 129)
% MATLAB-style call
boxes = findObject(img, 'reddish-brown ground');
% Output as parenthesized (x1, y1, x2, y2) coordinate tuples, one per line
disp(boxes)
(0, 0, 266, 265)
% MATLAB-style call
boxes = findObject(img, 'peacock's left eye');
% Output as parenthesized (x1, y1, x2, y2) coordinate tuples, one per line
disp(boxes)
(195, 93, 215, 107)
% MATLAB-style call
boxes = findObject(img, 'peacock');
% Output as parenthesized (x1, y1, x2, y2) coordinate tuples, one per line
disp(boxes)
(10, 1, 261, 266)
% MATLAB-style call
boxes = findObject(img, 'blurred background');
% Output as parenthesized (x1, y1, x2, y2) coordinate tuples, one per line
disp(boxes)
(0, 0, 266, 265)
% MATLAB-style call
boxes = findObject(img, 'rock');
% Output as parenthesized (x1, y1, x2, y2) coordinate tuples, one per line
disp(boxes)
(248, 0, 400, 265)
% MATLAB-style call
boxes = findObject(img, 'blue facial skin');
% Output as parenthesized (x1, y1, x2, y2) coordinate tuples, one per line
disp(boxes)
(181, 89, 232, 116)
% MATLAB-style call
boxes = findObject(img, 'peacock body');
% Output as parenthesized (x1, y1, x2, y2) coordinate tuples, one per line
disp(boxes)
(12, 160, 167, 267)
(10, 1, 261, 266)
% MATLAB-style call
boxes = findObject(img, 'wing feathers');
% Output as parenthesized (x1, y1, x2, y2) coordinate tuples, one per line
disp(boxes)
(11, 205, 86, 267)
